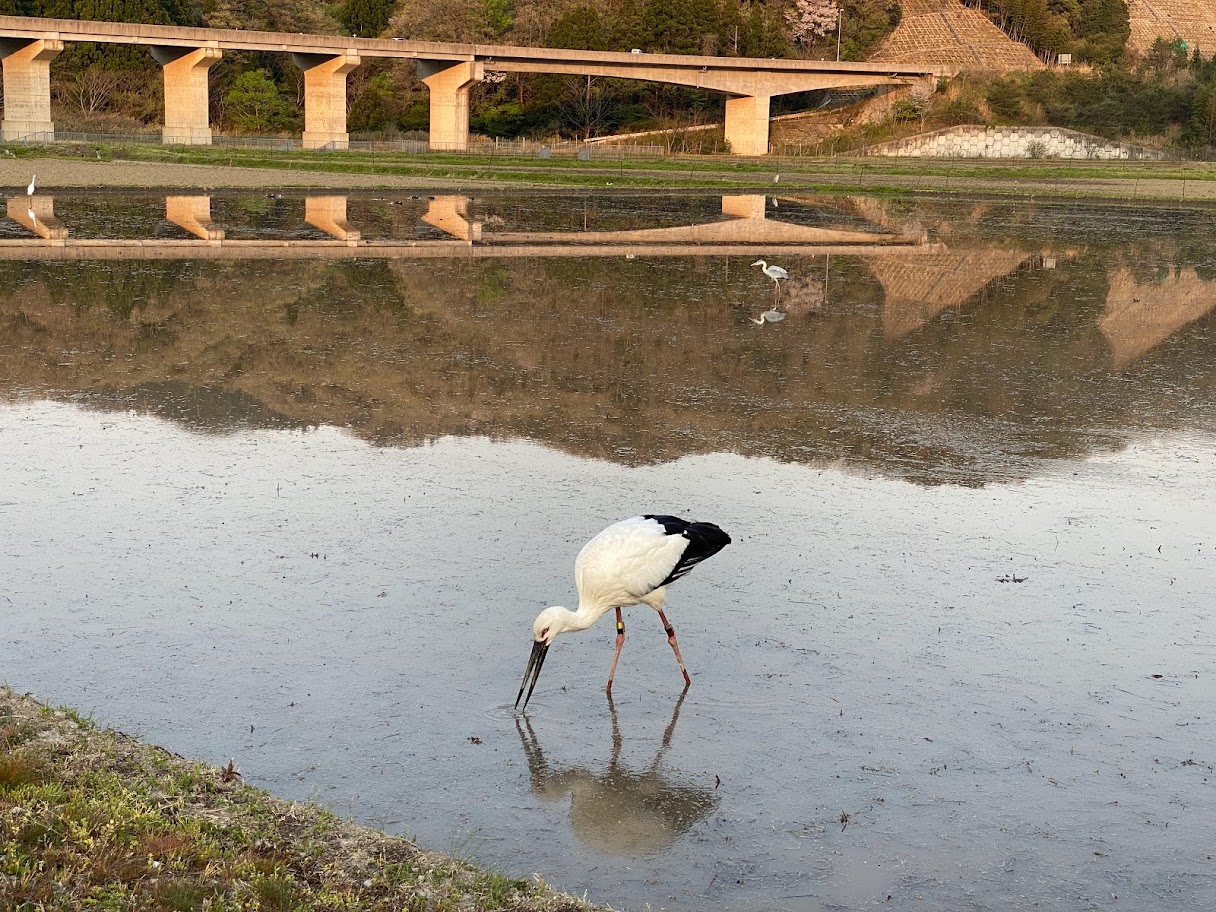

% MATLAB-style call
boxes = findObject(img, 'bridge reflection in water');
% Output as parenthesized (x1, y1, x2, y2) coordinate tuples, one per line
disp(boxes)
(2, 190, 1214, 486)
(2, 193, 941, 260)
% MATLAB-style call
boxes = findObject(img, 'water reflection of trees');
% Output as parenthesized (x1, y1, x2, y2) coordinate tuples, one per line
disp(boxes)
(1, 207, 1215, 485)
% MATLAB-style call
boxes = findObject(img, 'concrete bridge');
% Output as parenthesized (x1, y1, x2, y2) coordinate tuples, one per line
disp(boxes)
(2, 192, 941, 258)
(0, 15, 949, 155)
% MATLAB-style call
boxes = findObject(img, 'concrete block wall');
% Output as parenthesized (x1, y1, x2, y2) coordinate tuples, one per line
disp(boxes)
(868, 125, 1163, 160)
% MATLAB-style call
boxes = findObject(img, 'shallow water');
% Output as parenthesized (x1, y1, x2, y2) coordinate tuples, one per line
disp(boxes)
(2, 191, 1215, 910)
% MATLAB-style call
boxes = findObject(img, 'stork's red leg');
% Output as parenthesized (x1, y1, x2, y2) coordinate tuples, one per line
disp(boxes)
(606, 607, 625, 694)
(658, 608, 691, 686)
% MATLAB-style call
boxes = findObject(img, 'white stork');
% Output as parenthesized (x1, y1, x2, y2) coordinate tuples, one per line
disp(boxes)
(515, 515, 731, 709)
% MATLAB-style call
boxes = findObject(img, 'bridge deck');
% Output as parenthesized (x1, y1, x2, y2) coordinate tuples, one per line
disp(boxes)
(0, 14, 950, 155)
(0, 14, 949, 77)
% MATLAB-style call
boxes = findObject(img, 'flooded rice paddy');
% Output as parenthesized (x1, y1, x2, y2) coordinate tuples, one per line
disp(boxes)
(1, 191, 1214, 911)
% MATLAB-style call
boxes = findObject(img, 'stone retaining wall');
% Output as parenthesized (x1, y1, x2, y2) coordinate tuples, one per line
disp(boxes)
(868, 125, 1163, 160)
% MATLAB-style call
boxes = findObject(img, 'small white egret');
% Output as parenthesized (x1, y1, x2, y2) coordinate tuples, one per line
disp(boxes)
(515, 515, 731, 709)
(751, 260, 788, 285)
(27, 207, 36, 226)
(26, 174, 35, 197)
(751, 308, 786, 325)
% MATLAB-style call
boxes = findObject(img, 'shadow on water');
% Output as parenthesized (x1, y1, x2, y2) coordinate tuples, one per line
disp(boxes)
(516, 691, 717, 857)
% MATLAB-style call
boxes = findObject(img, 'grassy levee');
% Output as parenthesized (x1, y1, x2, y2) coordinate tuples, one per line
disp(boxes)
(0, 686, 599, 912)
(7, 141, 1216, 198)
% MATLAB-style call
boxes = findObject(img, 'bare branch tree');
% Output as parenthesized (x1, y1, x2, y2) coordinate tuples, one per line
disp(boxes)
(54, 65, 123, 115)
(559, 76, 615, 142)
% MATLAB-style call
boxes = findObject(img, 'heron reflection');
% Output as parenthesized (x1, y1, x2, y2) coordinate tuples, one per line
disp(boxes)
(516, 692, 717, 856)
(751, 307, 787, 325)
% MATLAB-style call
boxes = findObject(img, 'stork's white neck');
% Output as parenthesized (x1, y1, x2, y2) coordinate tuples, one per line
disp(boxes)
(560, 603, 610, 633)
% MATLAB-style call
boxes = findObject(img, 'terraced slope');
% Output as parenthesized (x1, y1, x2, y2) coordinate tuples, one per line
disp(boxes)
(1101, 265, 1216, 367)
(864, 247, 1035, 339)
(873, 0, 1042, 70)
(1127, 0, 1216, 54)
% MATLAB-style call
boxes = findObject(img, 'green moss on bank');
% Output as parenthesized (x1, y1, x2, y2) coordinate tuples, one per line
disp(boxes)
(0, 686, 599, 912)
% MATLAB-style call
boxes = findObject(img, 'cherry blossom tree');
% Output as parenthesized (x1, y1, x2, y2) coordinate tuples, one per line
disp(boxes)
(785, 0, 839, 47)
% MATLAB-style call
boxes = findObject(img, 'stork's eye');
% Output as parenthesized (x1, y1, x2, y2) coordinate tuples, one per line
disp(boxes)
(540, 627, 549, 638)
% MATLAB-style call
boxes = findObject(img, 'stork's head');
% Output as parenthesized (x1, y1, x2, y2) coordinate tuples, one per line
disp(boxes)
(515, 606, 572, 710)
(750, 259, 766, 269)
(532, 605, 569, 645)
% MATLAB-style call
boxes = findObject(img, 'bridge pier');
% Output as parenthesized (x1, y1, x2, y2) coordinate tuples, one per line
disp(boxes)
(166, 195, 223, 240)
(305, 195, 360, 243)
(292, 52, 361, 150)
(419, 60, 484, 151)
(151, 46, 221, 145)
(0, 37, 63, 142)
(8, 195, 66, 241)
(721, 194, 767, 219)
(422, 195, 481, 242)
(723, 95, 771, 157)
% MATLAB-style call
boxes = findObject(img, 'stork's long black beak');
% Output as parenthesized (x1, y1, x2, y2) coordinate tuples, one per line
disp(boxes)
(515, 640, 550, 710)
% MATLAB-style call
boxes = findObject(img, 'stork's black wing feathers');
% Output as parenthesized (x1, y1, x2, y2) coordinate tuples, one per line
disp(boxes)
(644, 515, 731, 588)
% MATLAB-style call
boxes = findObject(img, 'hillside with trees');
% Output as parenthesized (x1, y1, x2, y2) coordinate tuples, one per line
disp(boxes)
(6, 0, 1216, 155)
(969, 0, 1131, 64)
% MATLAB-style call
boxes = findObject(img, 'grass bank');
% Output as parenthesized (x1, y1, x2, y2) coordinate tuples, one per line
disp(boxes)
(7, 141, 1216, 200)
(0, 686, 598, 912)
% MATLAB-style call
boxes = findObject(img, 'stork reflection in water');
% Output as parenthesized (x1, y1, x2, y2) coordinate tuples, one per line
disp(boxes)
(515, 692, 717, 856)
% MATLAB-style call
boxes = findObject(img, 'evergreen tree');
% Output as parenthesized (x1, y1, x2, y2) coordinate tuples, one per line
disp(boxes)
(477, 0, 513, 38)
(348, 72, 398, 131)
(610, 0, 647, 50)
(838, 0, 901, 60)
(641, 0, 722, 54)
(341, 0, 395, 37)
(1186, 81, 1216, 147)
(644, 0, 697, 53)
(1074, 0, 1130, 63)
(35, 0, 196, 70)
(718, 0, 744, 55)
(546, 5, 609, 50)
(760, 3, 792, 56)
(39, 0, 184, 25)
(0, 0, 44, 14)
(741, 3, 765, 56)
(689, 0, 721, 53)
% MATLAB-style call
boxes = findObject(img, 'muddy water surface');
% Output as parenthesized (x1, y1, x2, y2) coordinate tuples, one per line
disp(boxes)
(2, 191, 1215, 911)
